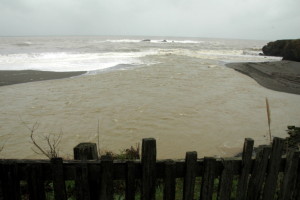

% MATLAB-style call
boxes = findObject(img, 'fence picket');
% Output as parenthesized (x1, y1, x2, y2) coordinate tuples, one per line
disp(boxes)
(293, 161, 300, 200)
(218, 160, 234, 200)
(279, 150, 300, 200)
(0, 163, 20, 200)
(163, 160, 176, 200)
(75, 163, 90, 200)
(262, 137, 284, 200)
(182, 151, 197, 200)
(236, 138, 254, 200)
(142, 138, 156, 200)
(200, 157, 216, 200)
(126, 161, 135, 200)
(99, 155, 113, 200)
(51, 158, 67, 200)
(88, 163, 101, 200)
(246, 146, 271, 200)
(27, 164, 46, 200)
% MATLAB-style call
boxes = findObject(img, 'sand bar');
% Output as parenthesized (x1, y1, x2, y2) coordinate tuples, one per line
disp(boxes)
(0, 70, 86, 86)
(227, 61, 300, 95)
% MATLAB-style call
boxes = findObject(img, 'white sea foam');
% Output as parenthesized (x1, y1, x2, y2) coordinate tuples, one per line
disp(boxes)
(0, 51, 158, 72)
(154, 48, 281, 62)
(105, 39, 141, 43)
(99, 39, 203, 44)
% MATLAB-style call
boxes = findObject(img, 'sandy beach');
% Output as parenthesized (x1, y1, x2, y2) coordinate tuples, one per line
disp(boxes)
(0, 70, 86, 86)
(227, 61, 300, 95)
(0, 62, 300, 159)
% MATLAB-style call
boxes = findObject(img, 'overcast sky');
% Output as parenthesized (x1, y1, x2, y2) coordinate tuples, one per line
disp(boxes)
(0, 0, 299, 40)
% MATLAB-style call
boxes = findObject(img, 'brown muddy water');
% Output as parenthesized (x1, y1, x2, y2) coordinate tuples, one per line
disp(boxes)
(1, 63, 300, 159)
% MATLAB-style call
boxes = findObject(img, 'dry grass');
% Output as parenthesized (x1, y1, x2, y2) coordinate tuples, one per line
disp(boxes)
(265, 97, 272, 143)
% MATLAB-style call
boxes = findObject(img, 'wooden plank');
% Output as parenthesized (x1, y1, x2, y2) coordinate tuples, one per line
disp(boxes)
(1, 157, 262, 180)
(99, 156, 113, 200)
(75, 163, 90, 200)
(218, 160, 234, 200)
(236, 138, 254, 200)
(163, 160, 175, 200)
(0, 163, 21, 200)
(88, 163, 101, 200)
(293, 160, 300, 200)
(51, 158, 67, 200)
(262, 137, 284, 200)
(126, 161, 135, 200)
(279, 150, 300, 200)
(182, 151, 197, 200)
(246, 146, 271, 200)
(27, 164, 46, 200)
(141, 138, 156, 200)
(200, 157, 216, 200)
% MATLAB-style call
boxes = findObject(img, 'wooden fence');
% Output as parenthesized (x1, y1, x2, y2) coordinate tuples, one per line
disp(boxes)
(0, 137, 300, 200)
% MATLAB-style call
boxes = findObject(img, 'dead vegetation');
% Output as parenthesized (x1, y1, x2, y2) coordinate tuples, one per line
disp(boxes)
(24, 121, 62, 159)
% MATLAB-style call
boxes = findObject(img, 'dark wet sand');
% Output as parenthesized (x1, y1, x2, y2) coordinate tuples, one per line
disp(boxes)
(227, 61, 300, 95)
(0, 70, 86, 86)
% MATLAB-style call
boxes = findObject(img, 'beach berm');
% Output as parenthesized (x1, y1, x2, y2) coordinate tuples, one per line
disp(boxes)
(227, 61, 300, 95)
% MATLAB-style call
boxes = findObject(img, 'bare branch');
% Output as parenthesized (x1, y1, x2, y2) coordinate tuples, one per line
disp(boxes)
(30, 126, 51, 159)
(21, 120, 62, 159)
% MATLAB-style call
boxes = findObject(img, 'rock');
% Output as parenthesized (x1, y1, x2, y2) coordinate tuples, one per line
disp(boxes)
(161, 40, 167, 42)
(262, 39, 300, 62)
(141, 39, 151, 42)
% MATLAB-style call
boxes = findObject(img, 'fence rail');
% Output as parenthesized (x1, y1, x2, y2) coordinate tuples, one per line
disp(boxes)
(0, 137, 299, 200)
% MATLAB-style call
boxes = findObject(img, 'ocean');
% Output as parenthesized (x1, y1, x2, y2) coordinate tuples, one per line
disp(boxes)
(0, 36, 280, 72)
(1, 36, 299, 159)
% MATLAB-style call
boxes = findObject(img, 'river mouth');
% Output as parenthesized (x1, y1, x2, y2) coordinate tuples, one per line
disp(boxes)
(1, 62, 299, 159)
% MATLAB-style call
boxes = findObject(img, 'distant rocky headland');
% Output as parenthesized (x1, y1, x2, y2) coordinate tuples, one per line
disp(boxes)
(262, 39, 300, 62)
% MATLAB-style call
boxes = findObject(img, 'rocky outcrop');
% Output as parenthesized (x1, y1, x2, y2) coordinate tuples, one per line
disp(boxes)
(262, 39, 300, 62)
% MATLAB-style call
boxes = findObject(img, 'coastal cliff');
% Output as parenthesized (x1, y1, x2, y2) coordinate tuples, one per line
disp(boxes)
(262, 39, 300, 62)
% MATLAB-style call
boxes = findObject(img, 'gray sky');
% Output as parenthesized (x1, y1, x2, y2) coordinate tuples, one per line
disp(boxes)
(0, 0, 299, 40)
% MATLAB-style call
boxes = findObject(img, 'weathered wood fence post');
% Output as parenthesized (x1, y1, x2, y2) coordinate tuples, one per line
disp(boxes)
(126, 161, 136, 200)
(99, 155, 113, 200)
(73, 142, 99, 200)
(200, 157, 216, 200)
(183, 151, 197, 200)
(27, 164, 46, 200)
(279, 150, 300, 200)
(246, 145, 271, 200)
(51, 157, 67, 200)
(163, 159, 176, 200)
(262, 137, 284, 200)
(236, 138, 254, 200)
(218, 159, 234, 200)
(142, 138, 156, 200)
(74, 143, 99, 160)
(0, 163, 20, 200)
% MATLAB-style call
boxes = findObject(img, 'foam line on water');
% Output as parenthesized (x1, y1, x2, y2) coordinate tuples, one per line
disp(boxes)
(0, 51, 158, 72)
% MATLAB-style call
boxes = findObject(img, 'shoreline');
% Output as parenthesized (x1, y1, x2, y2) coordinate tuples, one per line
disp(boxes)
(226, 61, 300, 95)
(0, 70, 87, 86)
(2, 61, 300, 95)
